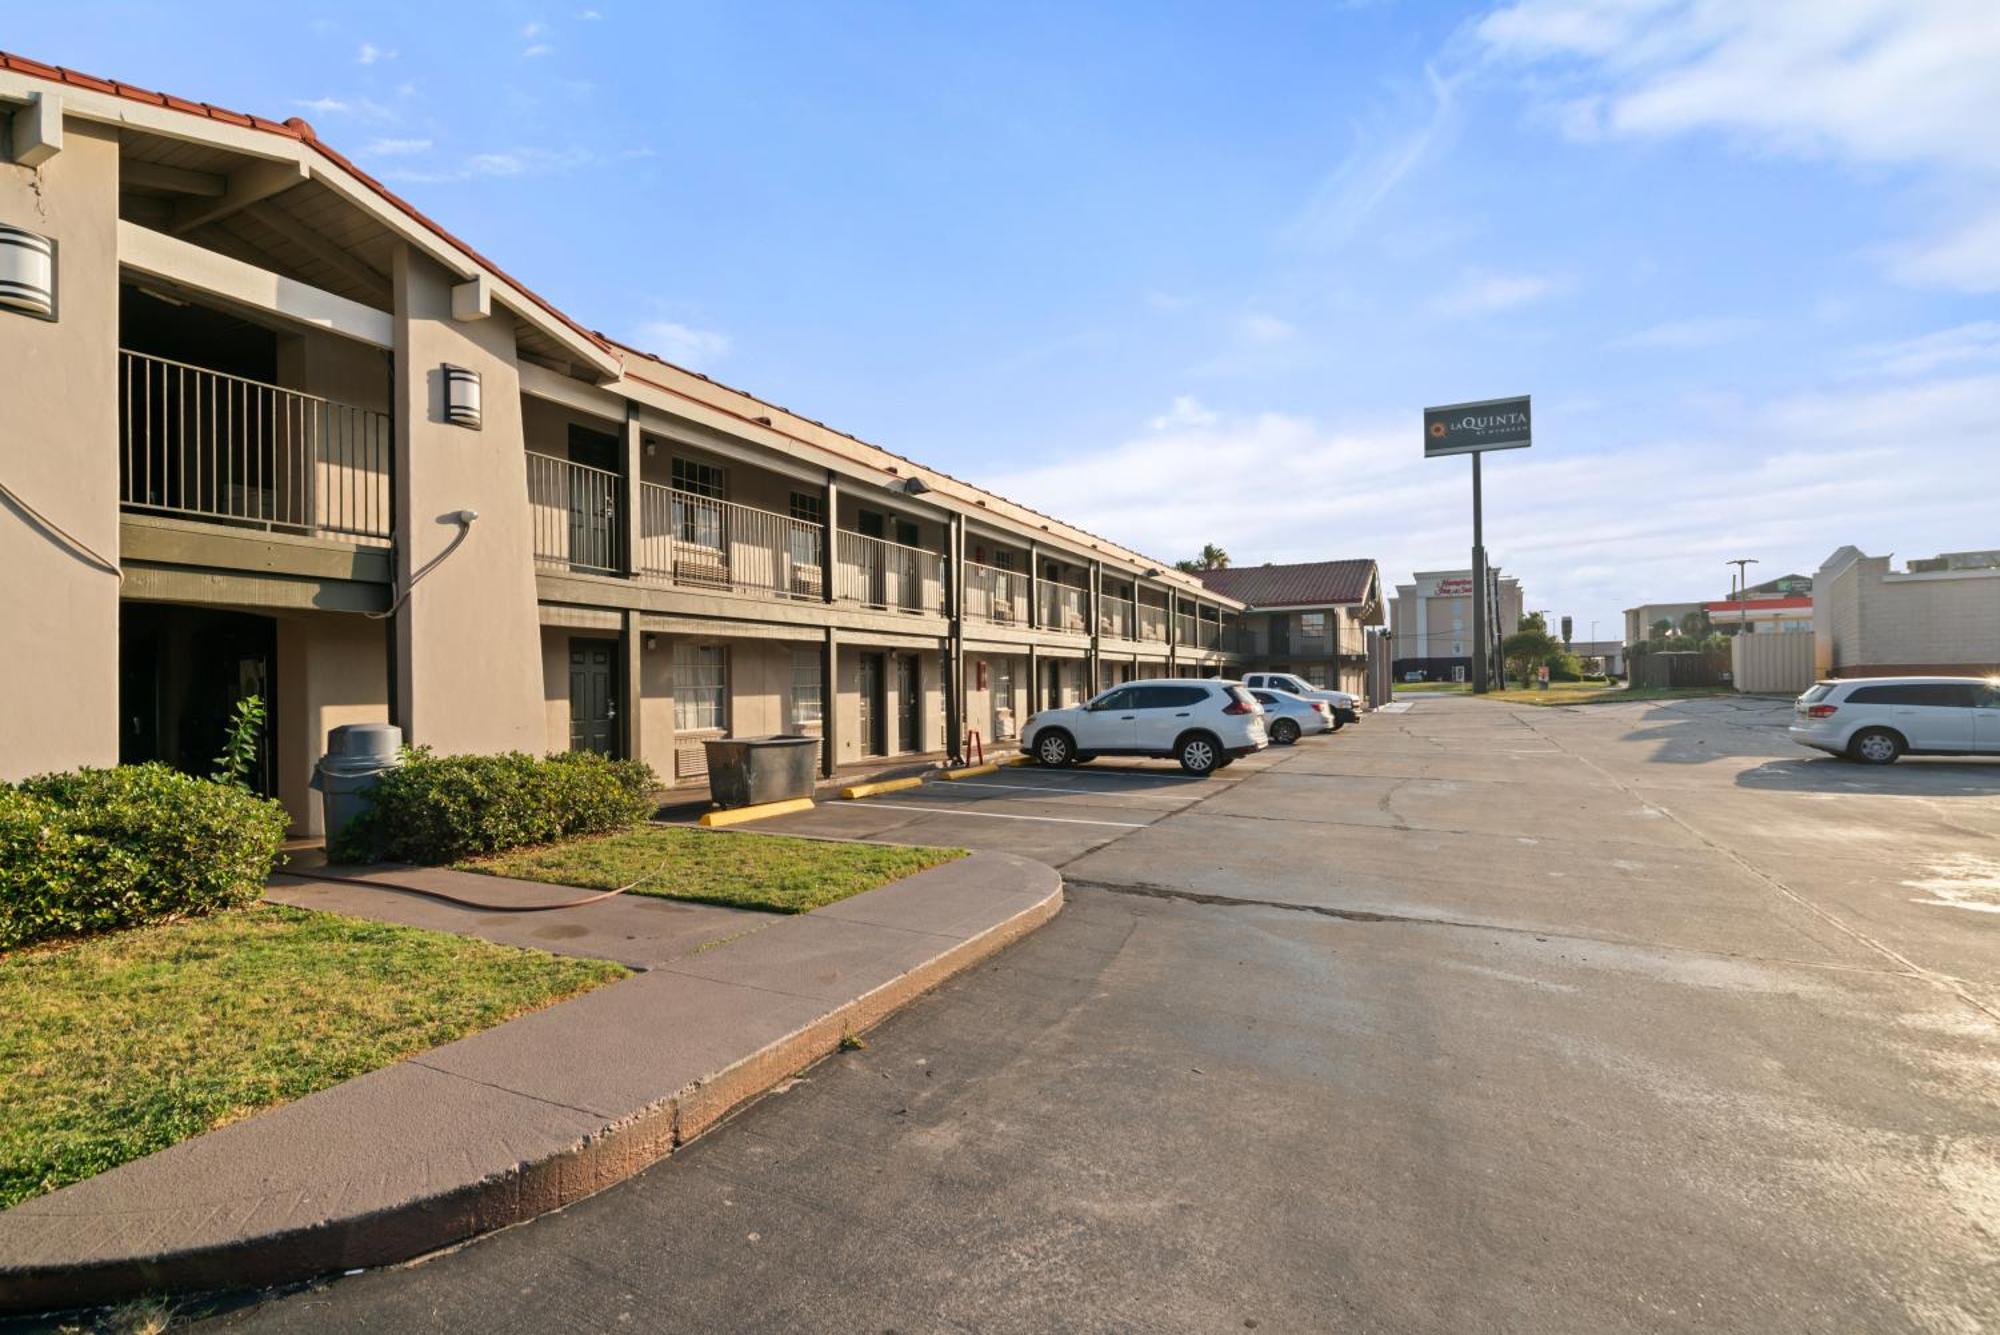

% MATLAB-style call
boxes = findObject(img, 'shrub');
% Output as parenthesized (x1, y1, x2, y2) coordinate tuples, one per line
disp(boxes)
(332, 748, 658, 865)
(1, 764, 288, 950)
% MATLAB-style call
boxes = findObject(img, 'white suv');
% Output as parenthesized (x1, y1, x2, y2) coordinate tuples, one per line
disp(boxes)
(1023, 678, 1267, 775)
(1789, 677, 2000, 764)
(1243, 672, 1358, 728)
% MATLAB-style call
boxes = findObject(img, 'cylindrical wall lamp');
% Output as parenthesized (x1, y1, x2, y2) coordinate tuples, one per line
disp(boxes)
(0, 224, 57, 321)
(443, 364, 482, 428)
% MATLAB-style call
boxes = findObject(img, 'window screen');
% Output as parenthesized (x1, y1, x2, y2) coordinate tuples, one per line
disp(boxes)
(787, 648, 822, 731)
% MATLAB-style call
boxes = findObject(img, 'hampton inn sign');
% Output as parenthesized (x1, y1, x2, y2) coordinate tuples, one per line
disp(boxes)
(1423, 396, 1532, 458)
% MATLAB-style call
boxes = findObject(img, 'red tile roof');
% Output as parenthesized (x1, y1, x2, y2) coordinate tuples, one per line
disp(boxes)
(1193, 560, 1378, 608)
(0, 50, 613, 364)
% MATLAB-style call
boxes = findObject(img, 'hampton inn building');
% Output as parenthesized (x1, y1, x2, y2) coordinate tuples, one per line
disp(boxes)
(0, 53, 1364, 833)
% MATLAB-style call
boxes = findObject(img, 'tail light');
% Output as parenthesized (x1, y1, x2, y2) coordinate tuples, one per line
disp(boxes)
(1312, 701, 1330, 715)
(1806, 704, 1837, 719)
(1222, 687, 1258, 715)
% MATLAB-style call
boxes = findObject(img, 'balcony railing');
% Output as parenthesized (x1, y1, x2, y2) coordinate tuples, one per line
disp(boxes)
(1099, 597, 1134, 640)
(835, 529, 944, 615)
(1038, 582, 1087, 632)
(1136, 603, 1168, 643)
(1176, 612, 1199, 645)
(638, 486, 823, 600)
(119, 350, 391, 543)
(527, 452, 621, 575)
(964, 560, 1027, 625)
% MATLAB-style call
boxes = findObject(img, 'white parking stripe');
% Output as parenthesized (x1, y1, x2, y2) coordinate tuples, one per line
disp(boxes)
(938, 779, 1197, 801)
(839, 800, 1150, 829)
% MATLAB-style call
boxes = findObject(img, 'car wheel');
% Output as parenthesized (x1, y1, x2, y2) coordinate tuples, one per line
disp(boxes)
(1848, 727, 1903, 765)
(1271, 718, 1300, 745)
(1177, 732, 1220, 775)
(1034, 730, 1075, 767)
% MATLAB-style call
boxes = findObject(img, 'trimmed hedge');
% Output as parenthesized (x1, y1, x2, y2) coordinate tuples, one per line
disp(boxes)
(1, 764, 289, 950)
(331, 748, 658, 865)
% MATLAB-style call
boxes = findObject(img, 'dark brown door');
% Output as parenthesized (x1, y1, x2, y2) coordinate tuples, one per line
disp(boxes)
(569, 639, 618, 756)
(859, 652, 887, 755)
(898, 654, 920, 752)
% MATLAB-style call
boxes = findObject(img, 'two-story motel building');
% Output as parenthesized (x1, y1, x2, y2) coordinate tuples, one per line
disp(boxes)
(0, 54, 1297, 834)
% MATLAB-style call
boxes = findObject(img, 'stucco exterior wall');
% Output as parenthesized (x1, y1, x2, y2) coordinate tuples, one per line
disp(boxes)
(0, 122, 121, 778)
(390, 246, 545, 753)
(274, 613, 389, 834)
(1818, 551, 2000, 674)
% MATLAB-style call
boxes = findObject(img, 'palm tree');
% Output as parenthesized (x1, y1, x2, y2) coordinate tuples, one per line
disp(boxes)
(1174, 543, 1231, 574)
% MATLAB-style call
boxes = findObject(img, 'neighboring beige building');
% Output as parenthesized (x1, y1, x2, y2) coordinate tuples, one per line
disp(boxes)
(0, 53, 1257, 833)
(1389, 568, 1523, 680)
(1813, 546, 2000, 678)
(1192, 560, 1385, 696)
(1624, 602, 1704, 645)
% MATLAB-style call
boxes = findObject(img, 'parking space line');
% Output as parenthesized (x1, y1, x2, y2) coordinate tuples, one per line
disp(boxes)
(936, 779, 1199, 801)
(838, 800, 1150, 829)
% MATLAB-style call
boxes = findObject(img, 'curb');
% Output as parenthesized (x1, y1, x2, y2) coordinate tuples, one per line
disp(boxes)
(936, 763, 999, 781)
(0, 856, 1062, 1317)
(697, 796, 814, 827)
(839, 776, 925, 799)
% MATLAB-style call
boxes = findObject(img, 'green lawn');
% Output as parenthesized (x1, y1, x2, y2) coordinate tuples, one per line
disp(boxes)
(0, 906, 625, 1211)
(460, 826, 965, 914)
(1393, 682, 1472, 694)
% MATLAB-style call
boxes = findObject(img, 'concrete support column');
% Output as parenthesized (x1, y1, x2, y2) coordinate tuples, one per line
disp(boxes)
(945, 511, 965, 763)
(1027, 642, 1041, 715)
(1087, 559, 1103, 693)
(619, 609, 643, 764)
(1027, 541, 1041, 630)
(819, 627, 839, 777)
(619, 405, 642, 578)
(820, 471, 838, 604)
(1166, 591, 1179, 673)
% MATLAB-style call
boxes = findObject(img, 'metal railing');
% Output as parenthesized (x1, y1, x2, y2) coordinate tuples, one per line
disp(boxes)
(527, 452, 621, 575)
(119, 350, 391, 543)
(835, 529, 944, 615)
(1099, 597, 1134, 640)
(964, 560, 1027, 624)
(1038, 582, 1088, 632)
(1176, 612, 1200, 646)
(637, 486, 823, 600)
(1137, 603, 1168, 642)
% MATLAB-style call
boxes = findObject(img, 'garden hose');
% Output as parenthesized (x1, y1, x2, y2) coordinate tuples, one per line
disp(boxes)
(269, 850, 677, 914)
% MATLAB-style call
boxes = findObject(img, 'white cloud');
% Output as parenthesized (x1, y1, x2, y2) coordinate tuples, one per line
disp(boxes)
(1477, 1, 2000, 293)
(1432, 270, 1565, 316)
(577, 8, 603, 18)
(523, 21, 548, 37)
(523, 43, 556, 58)
(1613, 315, 1760, 349)
(1851, 322, 2000, 378)
(1148, 396, 1218, 431)
(1886, 206, 2000, 294)
(356, 42, 396, 65)
(379, 146, 597, 184)
(362, 137, 432, 157)
(982, 371, 2000, 642)
(1237, 313, 1295, 344)
(295, 96, 350, 114)
(632, 320, 733, 368)
(1287, 65, 1459, 249)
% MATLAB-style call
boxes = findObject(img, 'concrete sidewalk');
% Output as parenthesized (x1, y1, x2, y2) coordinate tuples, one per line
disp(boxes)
(0, 852, 1061, 1317)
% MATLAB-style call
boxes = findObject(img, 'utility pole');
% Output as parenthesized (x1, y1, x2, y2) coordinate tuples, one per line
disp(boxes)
(1727, 558, 1758, 637)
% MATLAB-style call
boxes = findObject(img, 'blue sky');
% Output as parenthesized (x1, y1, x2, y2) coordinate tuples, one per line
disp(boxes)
(13, 1, 1999, 636)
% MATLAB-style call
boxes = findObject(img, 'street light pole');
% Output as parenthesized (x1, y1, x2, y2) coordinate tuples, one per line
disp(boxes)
(1727, 558, 1758, 637)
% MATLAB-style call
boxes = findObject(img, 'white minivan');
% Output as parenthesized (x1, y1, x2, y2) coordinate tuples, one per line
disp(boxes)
(1789, 677, 2000, 763)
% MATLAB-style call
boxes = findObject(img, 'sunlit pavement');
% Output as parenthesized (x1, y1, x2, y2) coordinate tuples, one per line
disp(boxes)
(213, 697, 2000, 1333)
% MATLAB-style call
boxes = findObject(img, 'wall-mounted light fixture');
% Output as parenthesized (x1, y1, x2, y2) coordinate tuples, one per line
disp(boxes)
(644, 634, 658, 651)
(644, 440, 658, 458)
(0, 224, 57, 321)
(443, 364, 481, 428)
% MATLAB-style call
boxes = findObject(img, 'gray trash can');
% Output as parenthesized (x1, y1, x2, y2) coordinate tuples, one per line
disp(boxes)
(311, 723, 405, 847)
(703, 735, 820, 809)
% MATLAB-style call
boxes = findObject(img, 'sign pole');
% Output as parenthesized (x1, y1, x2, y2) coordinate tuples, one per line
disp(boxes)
(1471, 452, 1487, 693)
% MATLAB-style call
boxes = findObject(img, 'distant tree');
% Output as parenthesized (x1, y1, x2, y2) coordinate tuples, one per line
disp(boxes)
(1678, 608, 1712, 637)
(1650, 617, 1675, 638)
(1173, 543, 1232, 574)
(1501, 625, 1561, 686)
(1518, 611, 1548, 634)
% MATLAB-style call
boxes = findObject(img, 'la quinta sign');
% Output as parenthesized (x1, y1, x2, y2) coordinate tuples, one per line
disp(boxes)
(1423, 395, 1531, 458)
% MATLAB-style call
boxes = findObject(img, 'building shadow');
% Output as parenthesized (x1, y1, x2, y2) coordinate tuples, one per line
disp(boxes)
(1734, 755, 2000, 798)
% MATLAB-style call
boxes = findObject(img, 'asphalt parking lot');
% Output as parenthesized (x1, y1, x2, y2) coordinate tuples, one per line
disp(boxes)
(218, 692, 2000, 1333)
